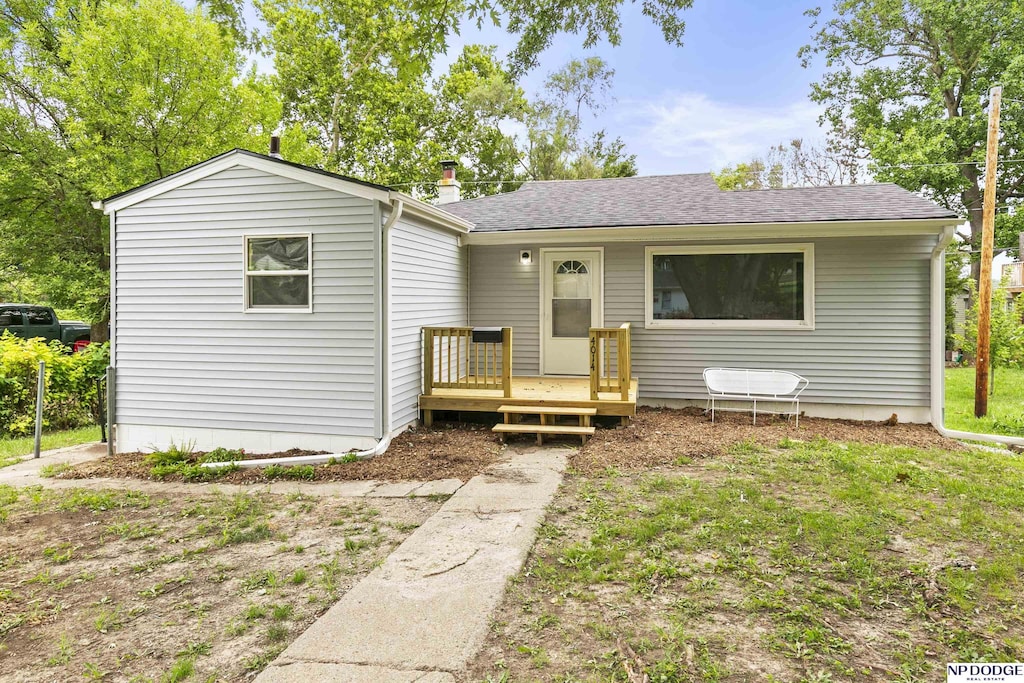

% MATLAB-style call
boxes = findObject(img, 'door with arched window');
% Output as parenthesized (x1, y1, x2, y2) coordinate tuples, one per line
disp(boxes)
(541, 249, 604, 375)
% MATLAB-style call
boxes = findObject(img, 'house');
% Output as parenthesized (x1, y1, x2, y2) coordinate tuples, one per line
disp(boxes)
(95, 147, 960, 454)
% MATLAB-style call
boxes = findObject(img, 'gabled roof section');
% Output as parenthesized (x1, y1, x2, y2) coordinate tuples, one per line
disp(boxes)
(442, 173, 960, 232)
(94, 149, 474, 233)
(97, 149, 392, 211)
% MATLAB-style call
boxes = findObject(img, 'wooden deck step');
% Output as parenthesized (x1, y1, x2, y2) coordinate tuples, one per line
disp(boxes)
(497, 405, 597, 416)
(493, 423, 596, 446)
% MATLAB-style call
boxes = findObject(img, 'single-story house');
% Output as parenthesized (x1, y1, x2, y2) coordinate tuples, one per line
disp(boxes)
(95, 148, 960, 454)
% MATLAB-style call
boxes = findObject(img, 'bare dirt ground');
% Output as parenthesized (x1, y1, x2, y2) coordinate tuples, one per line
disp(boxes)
(0, 486, 440, 682)
(62, 422, 504, 484)
(572, 406, 963, 473)
(466, 413, 1018, 683)
(60, 409, 959, 488)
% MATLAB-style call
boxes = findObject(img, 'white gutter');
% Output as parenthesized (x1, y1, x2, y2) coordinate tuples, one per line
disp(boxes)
(206, 198, 406, 469)
(929, 225, 1024, 448)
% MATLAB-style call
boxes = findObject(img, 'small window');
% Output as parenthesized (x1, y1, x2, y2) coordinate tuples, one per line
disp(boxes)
(646, 244, 814, 329)
(0, 307, 24, 327)
(26, 308, 54, 325)
(244, 235, 312, 311)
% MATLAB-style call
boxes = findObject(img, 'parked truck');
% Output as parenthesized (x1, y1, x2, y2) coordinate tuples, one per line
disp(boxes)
(0, 304, 91, 348)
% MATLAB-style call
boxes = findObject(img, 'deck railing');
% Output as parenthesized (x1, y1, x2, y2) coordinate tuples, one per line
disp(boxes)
(422, 327, 512, 397)
(1003, 261, 1023, 290)
(589, 322, 632, 401)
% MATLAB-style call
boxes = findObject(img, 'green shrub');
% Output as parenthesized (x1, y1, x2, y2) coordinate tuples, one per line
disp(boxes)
(263, 464, 315, 481)
(0, 333, 109, 437)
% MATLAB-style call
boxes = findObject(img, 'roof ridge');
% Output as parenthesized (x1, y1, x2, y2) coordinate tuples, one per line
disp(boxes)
(527, 172, 714, 184)
(729, 182, 908, 194)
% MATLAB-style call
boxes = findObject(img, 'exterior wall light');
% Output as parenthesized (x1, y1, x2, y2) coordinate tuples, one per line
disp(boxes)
(519, 249, 533, 265)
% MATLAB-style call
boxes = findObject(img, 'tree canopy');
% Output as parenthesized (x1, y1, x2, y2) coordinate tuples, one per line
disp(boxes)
(0, 0, 687, 322)
(801, 0, 1024, 277)
(0, 0, 286, 329)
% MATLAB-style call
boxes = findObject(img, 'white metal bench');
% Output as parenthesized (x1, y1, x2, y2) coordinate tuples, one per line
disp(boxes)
(703, 367, 809, 427)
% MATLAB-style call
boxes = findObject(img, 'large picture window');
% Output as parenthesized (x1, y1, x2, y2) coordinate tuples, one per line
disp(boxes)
(645, 244, 814, 329)
(244, 235, 312, 311)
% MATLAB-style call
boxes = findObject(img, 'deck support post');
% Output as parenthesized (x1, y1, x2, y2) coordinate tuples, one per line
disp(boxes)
(501, 327, 513, 398)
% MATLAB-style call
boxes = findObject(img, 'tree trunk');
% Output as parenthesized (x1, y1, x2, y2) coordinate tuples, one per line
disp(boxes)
(91, 319, 108, 343)
(961, 169, 984, 285)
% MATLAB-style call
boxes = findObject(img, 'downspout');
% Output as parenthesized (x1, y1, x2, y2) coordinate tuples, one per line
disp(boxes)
(929, 224, 1024, 447)
(206, 197, 405, 470)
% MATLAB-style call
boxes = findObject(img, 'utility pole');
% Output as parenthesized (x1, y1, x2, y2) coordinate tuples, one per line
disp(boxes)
(975, 85, 1001, 418)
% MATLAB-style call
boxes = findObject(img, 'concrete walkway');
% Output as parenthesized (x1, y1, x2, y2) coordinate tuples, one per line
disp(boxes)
(255, 447, 568, 683)
(0, 443, 462, 498)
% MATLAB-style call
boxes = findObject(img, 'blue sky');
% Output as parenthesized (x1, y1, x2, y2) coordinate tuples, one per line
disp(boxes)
(444, 0, 833, 175)
(247, 0, 833, 175)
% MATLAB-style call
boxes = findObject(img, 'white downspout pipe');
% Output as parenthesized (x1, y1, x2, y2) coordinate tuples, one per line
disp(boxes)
(929, 225, 1024, 448)
(206, 198, 406, 470)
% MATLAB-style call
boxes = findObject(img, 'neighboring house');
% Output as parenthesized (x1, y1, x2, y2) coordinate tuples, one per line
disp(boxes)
(96, 148, 960, 454)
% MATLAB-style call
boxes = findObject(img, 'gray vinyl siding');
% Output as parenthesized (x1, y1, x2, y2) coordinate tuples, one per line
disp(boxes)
(469, 236, 934, 407)
(113, 164, 380, 437)
(390, 216, 467, 429)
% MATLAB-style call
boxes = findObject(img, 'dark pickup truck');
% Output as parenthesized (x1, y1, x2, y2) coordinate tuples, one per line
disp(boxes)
(0, 304, 91, 346)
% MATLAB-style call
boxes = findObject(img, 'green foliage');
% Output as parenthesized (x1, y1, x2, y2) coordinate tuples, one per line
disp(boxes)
(954, 278, 1024, 372)
(713, 139, 861, 190)
(946, 246, 971, 349)
(0, 334, 108, 437)
(946, 367, 1024, 436)
(0, 0, 294, 322)
(145, 442, 240, 481)
(262, 464, 315, 480)
(801, 0, 1024, 278)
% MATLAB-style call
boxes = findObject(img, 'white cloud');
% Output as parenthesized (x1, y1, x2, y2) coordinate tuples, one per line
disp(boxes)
(613, 92, 825, 175)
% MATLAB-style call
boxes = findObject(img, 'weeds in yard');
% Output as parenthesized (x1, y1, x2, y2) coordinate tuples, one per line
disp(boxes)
(241, 570, 280, 592)
(161, 654, 194, 683)
(43, 542, 75, 564)
(105, 521, 159, 540)
(287, 568, 307, 585)
(46, 633, 74, 666)
(188, 493, 272, 547)
(490, 438, 1024, 681)
(243, 645, 285, 673)
(263, 464, 315, 480)
(265, 623, 289, 643)
(39, 462, 71, 478)
(57, 488, 151, 512)
(270, 603, 293, 621)
(83, 662, 107, 680)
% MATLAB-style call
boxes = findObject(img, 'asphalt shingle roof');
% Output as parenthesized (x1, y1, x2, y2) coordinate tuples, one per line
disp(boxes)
(442, 173, 958, 232)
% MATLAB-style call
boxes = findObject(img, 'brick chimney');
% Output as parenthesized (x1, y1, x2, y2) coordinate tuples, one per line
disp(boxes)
(437, 160, 461, 204)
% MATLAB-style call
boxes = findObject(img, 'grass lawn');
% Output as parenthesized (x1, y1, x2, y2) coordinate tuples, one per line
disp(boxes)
(945, 367, 1024, 437)
(0, 485, 439, 681)
(471, 437, 1024, 682)
(0, 425, 103, 468)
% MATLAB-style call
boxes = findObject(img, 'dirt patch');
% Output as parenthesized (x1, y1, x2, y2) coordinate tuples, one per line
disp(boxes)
(572, 406, 964, 473)
(61, 423, 505, 485)
(0, 486, 440, 681)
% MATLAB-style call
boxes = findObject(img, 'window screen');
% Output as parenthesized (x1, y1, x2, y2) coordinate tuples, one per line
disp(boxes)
(245, 236, 311, 310)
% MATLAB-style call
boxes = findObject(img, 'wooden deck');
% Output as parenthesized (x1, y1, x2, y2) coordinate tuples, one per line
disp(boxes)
(419, 376, 639, 423)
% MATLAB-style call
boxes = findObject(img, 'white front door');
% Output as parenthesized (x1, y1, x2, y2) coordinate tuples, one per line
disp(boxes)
(541, 249, 603, 375)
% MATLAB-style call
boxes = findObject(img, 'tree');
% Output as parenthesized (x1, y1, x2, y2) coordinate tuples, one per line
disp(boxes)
(956, 276, 1024, 392)
(713, 138, 860, 190)
(801, 0, 1024, 283)
(0, 0, 287, 333)
(946, 243, 970, 350)
(518, 57, 637, 180)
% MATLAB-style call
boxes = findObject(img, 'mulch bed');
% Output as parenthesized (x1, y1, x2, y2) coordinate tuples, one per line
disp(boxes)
(61, 422, 505, 484)
(59, 408, 964, 484)
(571, 406, 965, 473)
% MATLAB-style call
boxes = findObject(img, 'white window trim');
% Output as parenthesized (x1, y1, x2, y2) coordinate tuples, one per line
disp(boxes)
(644, 243, 815, 330)
(243, 233, 314, 313)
